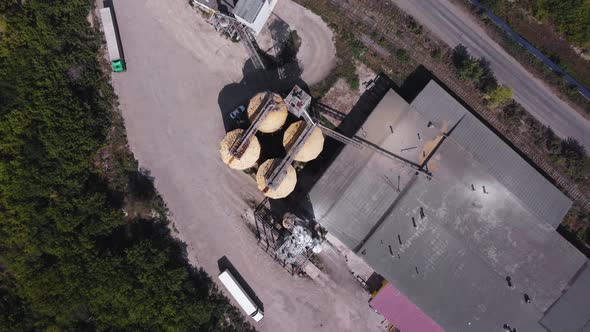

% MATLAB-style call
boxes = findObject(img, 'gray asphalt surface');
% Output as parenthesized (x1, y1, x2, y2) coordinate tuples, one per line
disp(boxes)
(390, 0, 590, 148)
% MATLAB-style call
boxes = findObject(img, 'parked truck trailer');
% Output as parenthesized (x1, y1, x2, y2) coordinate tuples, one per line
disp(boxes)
(218, 270, 264, 322)
(99, 7, 125, 72)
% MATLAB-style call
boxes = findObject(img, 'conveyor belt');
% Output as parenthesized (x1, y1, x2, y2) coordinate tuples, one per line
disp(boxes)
(235, 23, 266, 70)
(317, 123, 428, 174)
(229, 92, 273, 158)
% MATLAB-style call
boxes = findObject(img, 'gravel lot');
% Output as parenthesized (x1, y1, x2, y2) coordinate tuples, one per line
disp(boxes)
(106, 0, 383, 330)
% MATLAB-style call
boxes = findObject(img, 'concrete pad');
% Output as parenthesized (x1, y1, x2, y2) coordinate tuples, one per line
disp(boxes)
(269, 0, 336, 85)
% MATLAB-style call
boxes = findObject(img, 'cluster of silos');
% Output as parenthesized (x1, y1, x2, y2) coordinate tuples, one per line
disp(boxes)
(219, 91, 324, 199)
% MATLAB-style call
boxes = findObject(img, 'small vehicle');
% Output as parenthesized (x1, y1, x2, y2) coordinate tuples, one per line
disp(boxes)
(218, 270, 264, 322)
(229, 105, 246, 119)
(229, 105, 247, 126)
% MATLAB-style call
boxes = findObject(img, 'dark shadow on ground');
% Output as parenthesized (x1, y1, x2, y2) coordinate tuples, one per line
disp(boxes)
(217, 256, 264, 312)
(215, 0, 234, 15)
(127, 167, 156, 201)
(266, 189, 316, 226)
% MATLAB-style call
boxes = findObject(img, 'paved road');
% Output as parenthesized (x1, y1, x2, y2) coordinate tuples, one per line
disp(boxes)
(390, 0, 590, 149)
(107, 0, 383, 331)
(273, 0, 336, 85)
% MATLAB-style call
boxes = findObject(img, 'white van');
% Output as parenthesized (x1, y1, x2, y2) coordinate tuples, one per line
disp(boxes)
(218, 270, 264, 322)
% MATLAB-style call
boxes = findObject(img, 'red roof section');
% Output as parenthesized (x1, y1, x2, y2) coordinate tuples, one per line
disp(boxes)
(369, 283, 444, 332)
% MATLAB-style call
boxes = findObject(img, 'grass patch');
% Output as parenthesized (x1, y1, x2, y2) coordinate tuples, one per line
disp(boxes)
(453, 0, 590, 113)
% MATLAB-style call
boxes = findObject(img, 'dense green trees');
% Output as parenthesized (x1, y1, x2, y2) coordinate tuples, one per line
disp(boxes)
(0, 1, 252, 330)
(482, 0, 590, 48)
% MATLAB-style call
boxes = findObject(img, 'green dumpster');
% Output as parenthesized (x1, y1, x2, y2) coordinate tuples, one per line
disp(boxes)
(112, 59, 126, 72)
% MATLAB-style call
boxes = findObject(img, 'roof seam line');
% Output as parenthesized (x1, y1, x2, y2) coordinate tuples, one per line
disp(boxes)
(353, 172, 419, 253)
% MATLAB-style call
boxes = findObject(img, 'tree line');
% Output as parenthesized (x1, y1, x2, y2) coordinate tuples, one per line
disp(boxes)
(482, 0, 590, 49)
(0, 1, 253, 330)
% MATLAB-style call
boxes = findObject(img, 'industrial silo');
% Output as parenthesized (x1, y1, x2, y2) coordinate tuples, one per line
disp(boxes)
(282, 121, 325, 162)
(219, 129, 261, 170)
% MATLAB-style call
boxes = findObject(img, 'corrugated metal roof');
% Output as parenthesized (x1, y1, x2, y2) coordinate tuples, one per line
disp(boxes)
(371, 140, 585, 313)
(233, 0, 265, 23)
(410, 80, 466, 133)
(191, 0, 219, 12)
(308, 81, 586, 332)
(357, 141, 586, 330)
(360, 177, 549, 331)
(309, 90, 417, 249)
(450, 113, 572, 227)
(309, 141, 416, 249)
(540, 263, 590, 332)
(99, 8, 121, 62)
(359, 91, 443, 165)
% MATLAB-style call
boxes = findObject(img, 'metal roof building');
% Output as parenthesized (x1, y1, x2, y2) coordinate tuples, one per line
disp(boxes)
(99, 8, 121, 62)
(309, 80, 588, 332)
(233, 0, 276, 35)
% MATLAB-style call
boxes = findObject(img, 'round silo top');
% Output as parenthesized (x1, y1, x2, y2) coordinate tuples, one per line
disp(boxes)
(219, 129, 260, 170)
(283, 121, 325, 162)
(247, 92, 288, 133)
(256, 159, 297, 199)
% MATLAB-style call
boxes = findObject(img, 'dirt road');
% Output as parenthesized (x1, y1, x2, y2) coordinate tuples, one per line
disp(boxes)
(107, 0, 383, 330)
(273, 0, 336, 85)
(390, 0, 590, 148)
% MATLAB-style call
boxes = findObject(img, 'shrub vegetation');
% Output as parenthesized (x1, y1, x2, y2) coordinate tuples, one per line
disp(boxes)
(0, 1, 253, 330)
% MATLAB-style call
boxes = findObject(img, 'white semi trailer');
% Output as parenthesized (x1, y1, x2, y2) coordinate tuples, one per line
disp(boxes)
(218, 270, 264, 322)
(99, 7, 125, 72)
